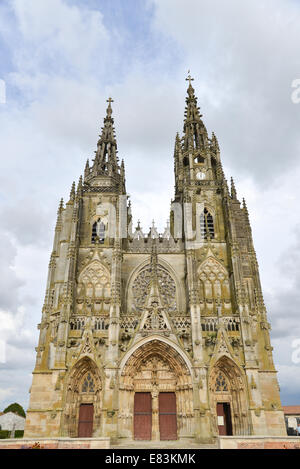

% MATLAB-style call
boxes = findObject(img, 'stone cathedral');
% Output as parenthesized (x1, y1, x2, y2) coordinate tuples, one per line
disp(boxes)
(25, 77, 286, 443)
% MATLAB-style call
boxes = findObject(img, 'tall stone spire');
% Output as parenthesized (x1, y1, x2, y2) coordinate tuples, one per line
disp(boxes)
(183, 72, 208, 153)
(91, 97, 120, 178)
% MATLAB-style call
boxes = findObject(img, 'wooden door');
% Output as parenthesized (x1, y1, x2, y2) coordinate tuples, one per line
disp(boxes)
(159, 392, 177, 440)
(217, 402, 233, 436)
(134, 392, 152, 440)
(78, 404, 94, 437)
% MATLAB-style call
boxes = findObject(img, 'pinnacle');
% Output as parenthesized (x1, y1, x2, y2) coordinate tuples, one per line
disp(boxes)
(69, 181, 76, 201)
(243, 197, 250, 219)
(211, 132, 220, 151)
(223, 178, 230, 196)
(76, 176, 83, 196)
(57, 198, 64, 214)
(230, 177, 237, 200)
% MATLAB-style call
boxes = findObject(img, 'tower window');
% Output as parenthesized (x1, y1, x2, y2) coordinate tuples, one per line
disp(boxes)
(200, 208, 215, 240)
(91, 219, 106, 244)
(194, 155, 205, 164)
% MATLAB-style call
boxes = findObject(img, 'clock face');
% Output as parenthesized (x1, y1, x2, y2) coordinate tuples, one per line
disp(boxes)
(196, 170, 205, 180)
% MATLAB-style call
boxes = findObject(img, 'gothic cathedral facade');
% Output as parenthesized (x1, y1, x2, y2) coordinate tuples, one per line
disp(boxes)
(25, 78, 286, 442)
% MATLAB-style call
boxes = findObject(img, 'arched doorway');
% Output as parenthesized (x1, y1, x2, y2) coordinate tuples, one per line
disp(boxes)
(62, 357, 103, 437)
(209, 356, 250, 436)
(119, 340, 194, 440)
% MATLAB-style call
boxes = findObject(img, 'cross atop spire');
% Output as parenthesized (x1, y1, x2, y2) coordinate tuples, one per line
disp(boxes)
(105, 97, 114, 119)
(186, 70, 194, 86)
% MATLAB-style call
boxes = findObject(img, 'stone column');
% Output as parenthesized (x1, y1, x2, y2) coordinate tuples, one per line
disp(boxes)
(151, 389, 160, 441)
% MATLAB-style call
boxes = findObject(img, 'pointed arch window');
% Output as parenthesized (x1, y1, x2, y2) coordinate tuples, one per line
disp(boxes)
(91, 219, 106, 244)
(82, 372, 95, 393)
(200, 208, 215, 240)
(214, 371, 228, 392)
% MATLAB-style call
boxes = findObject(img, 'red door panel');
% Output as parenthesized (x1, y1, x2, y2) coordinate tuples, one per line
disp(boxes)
(217, 402, 232, 436)
(159, 392, 177, 440)
(134, 392, 152, 440)
(78, 404, 94, 437)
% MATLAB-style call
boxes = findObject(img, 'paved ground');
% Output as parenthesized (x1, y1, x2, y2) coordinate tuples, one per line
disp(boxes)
(111, 439, 218, 449)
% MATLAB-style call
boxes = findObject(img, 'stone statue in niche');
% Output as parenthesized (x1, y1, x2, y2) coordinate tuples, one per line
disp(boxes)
(143, 300, 168, 331)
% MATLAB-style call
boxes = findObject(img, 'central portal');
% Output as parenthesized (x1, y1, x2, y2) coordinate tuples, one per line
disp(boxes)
(134, 392, 177, 440)
(119, 340, 194, 440)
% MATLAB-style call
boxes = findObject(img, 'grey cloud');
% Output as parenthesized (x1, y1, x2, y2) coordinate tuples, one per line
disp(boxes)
(152, 0, 300, 184)
(0, 233, 24, 310)
(0, 369, 32, 410)
(0, 198, 54, 247)
(264, 226, 300, 341)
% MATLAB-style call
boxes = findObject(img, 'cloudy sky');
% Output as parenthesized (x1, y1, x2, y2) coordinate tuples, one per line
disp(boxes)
(0, 0, 300, 411)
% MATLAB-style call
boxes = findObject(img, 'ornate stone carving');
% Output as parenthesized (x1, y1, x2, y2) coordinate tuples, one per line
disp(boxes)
(198, 256, 231, 314)
(132, 264, 177, 315)
(77, 260, 111, 301)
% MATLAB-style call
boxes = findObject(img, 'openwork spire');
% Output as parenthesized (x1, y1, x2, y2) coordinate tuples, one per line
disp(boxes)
(91, 97, 120, 178)
(183, 72, 208, 153)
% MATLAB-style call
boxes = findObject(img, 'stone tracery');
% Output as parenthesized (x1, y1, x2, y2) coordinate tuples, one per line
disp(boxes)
(77, 260, 111, 300)
(131, 264, 177, 315)
(198, 257, 231, 314)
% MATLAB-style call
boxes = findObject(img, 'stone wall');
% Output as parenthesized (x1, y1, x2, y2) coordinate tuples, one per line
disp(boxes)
(0, 437, 110, 449)
(219, 436, 300, 449)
